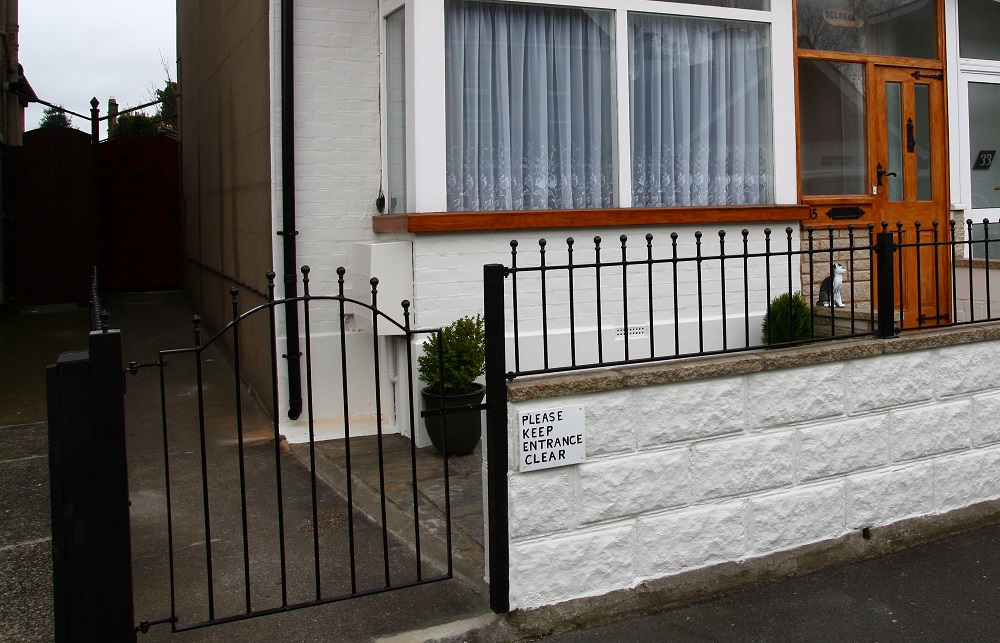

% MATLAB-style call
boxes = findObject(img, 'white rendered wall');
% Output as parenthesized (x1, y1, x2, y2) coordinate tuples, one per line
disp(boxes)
(505, 339, 1000, 610)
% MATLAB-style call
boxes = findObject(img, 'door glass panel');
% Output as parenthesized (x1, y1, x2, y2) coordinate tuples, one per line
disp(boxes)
(914, 83, 931, 201)
(959, 0, 1000, 61)
(969, 83, 1000, 210)
(886, 81, 904, 201)
(799, 60, 866, 195)
(797, 0, 937, 59)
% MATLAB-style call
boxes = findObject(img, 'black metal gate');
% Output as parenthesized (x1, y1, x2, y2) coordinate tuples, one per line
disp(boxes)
(48, 266, 511, 639)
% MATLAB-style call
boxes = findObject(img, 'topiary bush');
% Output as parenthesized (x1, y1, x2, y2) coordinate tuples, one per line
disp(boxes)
(418, 315, 486, 395)
(761, 292, 812, 344)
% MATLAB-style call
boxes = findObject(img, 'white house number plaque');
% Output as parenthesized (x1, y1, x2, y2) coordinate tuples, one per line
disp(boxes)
(519, 405, 586, 472)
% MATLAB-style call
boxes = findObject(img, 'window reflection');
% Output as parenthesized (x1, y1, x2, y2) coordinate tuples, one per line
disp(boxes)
(799, 60, 866, 196)
(797, 0, 937, 59)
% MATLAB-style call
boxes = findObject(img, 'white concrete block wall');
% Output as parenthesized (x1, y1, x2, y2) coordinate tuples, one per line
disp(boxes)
(505, 338, 1000, 610)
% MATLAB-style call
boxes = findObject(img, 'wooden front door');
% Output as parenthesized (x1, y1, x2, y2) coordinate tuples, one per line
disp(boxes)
(870, 65, 950, 329)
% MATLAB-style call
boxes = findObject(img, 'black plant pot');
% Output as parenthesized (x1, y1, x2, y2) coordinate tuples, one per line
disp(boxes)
(421, 384, 485, 457)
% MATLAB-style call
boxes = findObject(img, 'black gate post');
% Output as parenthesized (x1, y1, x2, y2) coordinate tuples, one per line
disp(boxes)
(47, 328, 134, 640)
(875, 232, 898, 338)
(483, 264, 510, 614)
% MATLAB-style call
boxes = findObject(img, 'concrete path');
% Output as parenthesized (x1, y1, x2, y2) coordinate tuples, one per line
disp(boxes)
(0, 303, 87, 642)
(1, 292, 491, 642)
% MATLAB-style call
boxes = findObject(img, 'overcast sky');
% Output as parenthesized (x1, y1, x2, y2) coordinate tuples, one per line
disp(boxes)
(19, 0, 177, 134)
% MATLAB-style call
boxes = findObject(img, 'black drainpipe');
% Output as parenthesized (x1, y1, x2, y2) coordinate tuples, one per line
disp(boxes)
(280, 0, 303, 420)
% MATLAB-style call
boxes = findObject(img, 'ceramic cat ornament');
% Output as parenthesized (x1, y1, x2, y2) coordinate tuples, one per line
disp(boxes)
(817, 262, 847, 308)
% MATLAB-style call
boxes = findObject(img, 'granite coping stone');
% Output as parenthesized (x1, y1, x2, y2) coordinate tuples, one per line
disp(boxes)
(507, 321, 1000, 401)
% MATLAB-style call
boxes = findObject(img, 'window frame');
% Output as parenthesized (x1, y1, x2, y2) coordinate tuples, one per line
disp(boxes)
(378, 0, 797, 220)
(946, 0, 1000, 236)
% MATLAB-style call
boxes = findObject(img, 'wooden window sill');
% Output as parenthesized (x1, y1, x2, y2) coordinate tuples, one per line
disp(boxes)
(372, 205, 812, 233)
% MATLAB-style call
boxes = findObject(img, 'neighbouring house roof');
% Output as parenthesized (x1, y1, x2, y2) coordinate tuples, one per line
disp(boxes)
(11, 64, 38, 107)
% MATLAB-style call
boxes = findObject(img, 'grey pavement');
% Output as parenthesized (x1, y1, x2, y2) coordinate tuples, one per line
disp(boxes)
(540, 520, 1000, 642)
(6, 291, 1000, 643)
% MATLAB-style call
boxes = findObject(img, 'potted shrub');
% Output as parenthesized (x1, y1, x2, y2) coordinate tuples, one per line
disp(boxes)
(417, 315, 486, 456)
(761, 291, 812, 344)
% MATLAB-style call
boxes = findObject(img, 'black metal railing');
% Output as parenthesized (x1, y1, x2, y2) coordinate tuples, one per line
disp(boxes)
(496, 219, 1000, 379)
(89, 266, 103, 332)
(956, 218, 1000, 324)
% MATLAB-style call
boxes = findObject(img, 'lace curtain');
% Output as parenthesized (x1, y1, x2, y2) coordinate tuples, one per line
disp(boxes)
(445, 2, 615, 211)
(630, 14, 773, 207)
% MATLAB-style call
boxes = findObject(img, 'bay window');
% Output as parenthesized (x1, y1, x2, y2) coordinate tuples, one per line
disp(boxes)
(383, 0, 782, 214)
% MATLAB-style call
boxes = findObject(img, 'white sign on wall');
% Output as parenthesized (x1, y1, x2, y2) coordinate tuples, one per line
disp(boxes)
(519, 405, 586, 472)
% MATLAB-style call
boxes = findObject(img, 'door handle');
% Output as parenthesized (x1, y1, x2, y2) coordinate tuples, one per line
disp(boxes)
(907, 118, 916, 153)
(876, 162, 897, 187)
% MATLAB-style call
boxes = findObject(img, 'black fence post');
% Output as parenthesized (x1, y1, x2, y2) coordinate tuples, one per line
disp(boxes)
(483, 263, 510, 614)
(47, 328, 134, 640)
(89, 97, 100, 145)
(875, 232, 898, 338)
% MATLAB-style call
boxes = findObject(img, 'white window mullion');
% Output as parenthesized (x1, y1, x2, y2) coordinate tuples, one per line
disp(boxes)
(615, 9, 632, 208)
(409, 0, 448, 212)
(771, 0, 796, 204)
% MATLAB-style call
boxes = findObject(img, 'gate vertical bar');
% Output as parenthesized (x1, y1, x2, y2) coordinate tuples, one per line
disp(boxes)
(157, 352, 178, 629)
(876, 232, 897, 338)
(301, 267, 323, 599)
(266, 273, 289, 606)
(191, 316, 216, 620)
(230, 288, 253, 613)
(483, 264, 510, 614)
(336, 268, 358, 593)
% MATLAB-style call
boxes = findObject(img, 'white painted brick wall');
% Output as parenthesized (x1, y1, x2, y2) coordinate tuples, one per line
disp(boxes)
(270, 0, 382, 300)
(412, 223, 793, 326)
(505, 338, 1000, 610)
(412, 223, 798, 375)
